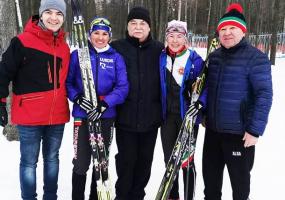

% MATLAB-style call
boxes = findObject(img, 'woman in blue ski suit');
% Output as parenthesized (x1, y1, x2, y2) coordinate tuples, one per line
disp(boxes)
(159, 20, 206, 200)
(66, 17, 128, 200)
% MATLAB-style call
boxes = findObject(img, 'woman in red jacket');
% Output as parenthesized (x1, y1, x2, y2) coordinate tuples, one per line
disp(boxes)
(0, 0, 70, 199)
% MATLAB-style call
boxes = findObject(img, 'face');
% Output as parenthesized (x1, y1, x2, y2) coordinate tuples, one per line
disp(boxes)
(166, 32, 187, 53)
(41, 9, 64, 32)
(127, 19, 150, 42)
(90, 30, 110, 49)
(219, 25, 245, 49)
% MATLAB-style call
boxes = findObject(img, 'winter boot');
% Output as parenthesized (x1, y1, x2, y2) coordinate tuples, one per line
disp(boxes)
(89, 166, 98, 200)
(72, 172, 87, 200)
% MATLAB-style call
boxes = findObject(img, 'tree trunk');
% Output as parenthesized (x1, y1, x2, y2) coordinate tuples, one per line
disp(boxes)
(94, 0, 105, 17)
(270, 0, 280, 65)
(160, 0, 169, 42)
(0, 0, 19, 141)
(193, 0, 198, 33)
(177, 0, 182, 21)
(207, 0, 218, 45)
(184, 0, 187, 22)
(207, 0, 211, 33)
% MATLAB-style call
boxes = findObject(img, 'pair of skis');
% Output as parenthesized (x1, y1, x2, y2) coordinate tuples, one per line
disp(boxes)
(155, 38, 219, 200)
(71, 0, 111, 199)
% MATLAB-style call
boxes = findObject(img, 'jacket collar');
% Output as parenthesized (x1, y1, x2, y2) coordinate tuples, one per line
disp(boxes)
(221, 37, 247, 53)
(126, 31, 152, 48)
(166, 45, 187, 58)
(88, 41, 115, 54)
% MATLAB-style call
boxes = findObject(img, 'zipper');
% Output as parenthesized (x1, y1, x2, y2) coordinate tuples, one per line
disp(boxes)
(95, 53, 99, 99)
(19, 95, 44, 106)
(214, 52, 225, 130)
(49, 36, 58, 124)
(136, 47, 141, 128)
(168, 55, 176, 113)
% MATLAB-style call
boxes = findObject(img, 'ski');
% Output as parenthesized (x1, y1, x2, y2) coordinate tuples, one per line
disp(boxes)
(70, 0, 111, 199)
(155, 38, 219, 200)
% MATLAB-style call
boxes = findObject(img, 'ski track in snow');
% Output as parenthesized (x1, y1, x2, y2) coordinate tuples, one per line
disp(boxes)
(0, 50, 284, 200)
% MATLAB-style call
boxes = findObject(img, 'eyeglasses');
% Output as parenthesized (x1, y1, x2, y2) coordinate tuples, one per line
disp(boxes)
(90, 17, 111, 28)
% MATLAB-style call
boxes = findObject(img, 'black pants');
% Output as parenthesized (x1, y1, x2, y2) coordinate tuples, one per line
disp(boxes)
(161, 113, 198, 200)
(72, 118, 114, 200)
(115, 128, 158, 200)
(202, 129, 255, 200)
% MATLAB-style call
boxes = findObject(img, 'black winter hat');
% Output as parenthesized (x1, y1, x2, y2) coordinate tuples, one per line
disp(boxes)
(127, 6, 151, 26)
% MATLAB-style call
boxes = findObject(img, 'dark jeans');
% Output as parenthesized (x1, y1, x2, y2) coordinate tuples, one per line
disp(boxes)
(18, 124, 65, 200)
(115, 128, 158, 200)
(202, 129, 255, 200)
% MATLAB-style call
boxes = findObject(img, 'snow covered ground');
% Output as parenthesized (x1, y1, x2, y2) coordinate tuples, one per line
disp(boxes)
(0, 53, 284, 200)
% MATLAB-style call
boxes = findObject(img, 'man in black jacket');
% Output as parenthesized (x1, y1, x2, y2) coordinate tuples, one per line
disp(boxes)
(111, 6, 164, 200)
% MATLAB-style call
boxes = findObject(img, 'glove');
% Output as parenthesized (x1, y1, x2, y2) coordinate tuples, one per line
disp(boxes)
(183, 78, 195, 100)
(74, 95, 93, 111)
(87, 100, 108, 121)
(0, 102, 8, 127)
(185, 101, 203, 118)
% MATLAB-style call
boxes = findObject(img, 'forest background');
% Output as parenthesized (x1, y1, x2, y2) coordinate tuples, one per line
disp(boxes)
(1, 0, 285, 45)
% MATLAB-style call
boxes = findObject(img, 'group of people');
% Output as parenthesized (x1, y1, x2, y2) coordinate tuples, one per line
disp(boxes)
(0, 0, 272, 200)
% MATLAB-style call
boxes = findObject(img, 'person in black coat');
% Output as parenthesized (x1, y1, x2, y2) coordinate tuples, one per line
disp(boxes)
(111, 6, 164, 200)
(203, 3, 273, 200)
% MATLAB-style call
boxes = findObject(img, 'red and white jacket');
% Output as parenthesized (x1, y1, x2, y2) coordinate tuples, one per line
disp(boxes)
(0, 15, 70, 125)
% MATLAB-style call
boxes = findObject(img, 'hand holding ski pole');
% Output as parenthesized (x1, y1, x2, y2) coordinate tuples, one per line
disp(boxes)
(87, 100, 108, 121)
(185, 101, 203, 118)
(0, 101, 8, 127)
(75, 95, 93, 111)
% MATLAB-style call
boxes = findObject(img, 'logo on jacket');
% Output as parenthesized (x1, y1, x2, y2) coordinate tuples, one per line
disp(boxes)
(100, 62, 113, 69)
(100, 58, 114, 63)
(178, 67, 184, 75)
(99, 58, 114, 69)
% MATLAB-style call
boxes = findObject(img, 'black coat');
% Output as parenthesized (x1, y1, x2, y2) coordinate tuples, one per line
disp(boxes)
(111, 34, 164, 132)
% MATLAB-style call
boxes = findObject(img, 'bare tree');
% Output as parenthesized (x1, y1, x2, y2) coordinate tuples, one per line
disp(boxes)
(270, 0, 281, 64)
(158, 0, 169, 41)
(177, 0, 182, 20)
(207, 0, 212, 34)
(207, 0, 219, 41)
(193, 0, 198, 33)
(184, 0, 188, 22)
(0, 0, 19, 141)
(94, 0, 106, 17)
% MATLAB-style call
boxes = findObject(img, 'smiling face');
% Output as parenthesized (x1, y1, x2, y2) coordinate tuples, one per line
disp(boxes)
(40, 9, 64, 32)
(166, 32, 187, 53)
(90, 29, 110, 49)
(219, 25, 245, 49)
(127, 19, 150, 42)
